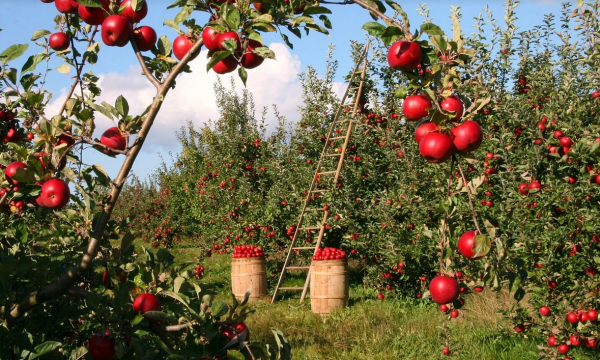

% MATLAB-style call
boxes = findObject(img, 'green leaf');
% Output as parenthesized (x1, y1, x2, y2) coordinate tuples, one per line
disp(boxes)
(472, 234, 491, 258)
(224, 6, 241, 31)
(157, 36, 172, 56)
(131, 314, 145, 326)
(302, 6, 331, 15)
(380, 26, 403, 46)
(22, 53, 48, 73)
(430, 35, 447, 52)
(91, 164, 111, 186)
(1, 44, 28, 64)
(31, 29, 51, 41)
(11, 166, 36, 184)
(206, 51, 231, 72)
(91, 103, 114, 120)
(30, 341, 62, 359)
(69, 346, 88, 360)
(361, 22, 386, 37)
(57, 64, 71, 74)
(115, 95, 129, 117)
(163, 20, 181, 33)
(174, 276, 186, 293)
(211, 300, 229, 317)
(75, 0, 102, 7)
(131, 0, 144, 11)
(238, 67, 248, 87)
(420, 23, 444, 36)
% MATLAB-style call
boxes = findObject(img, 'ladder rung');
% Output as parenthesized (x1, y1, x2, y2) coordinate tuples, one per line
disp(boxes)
(286, 266, 310, 270)
(293, 247, 316, 250)
(310, 189, 329, 193)
(279, 287, 304, 291)
(329, 136, 346, 140)
(300, 226, 321, 231)
(318, 171, 336, 175)
(324, 153, 342, 157)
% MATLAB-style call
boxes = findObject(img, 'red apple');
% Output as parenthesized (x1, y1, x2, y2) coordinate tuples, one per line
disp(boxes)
(457, 230, 484, 259)
(38, 178, 71, 209)
(54, 0, 79, 14)
(4, 162, 28, 186)
(387, 41, 422, 71)
(587, 338, 598, 348)
(588, 309, 598, 321)
(560, 136, 572, 147)
(217, 31, 241, 52)
(450, 120, 482, 153)
(49, 32, 70, 51)
(202, 27, 221, 51)
(557, 343, 569, 354)
(429, 276, 459, 304)
(570, 335, 581, 346)
(133, 293, 161, 315)
(78, 0, 110, 25)
(56, 132, 75, 147)
(566, 312, 579, 324)
(528, 181, 541, 192)
(593, 91, 600, 98)
(120, 0, 148, 23)
(547, 335, 556, 347)
(133, 26, 157, 52)
(212, 56, 238, 74)
(252, 2, 270, 13)
(101, 15, 132, 47)
(518, 183, 529, 194)
(100, 127, 127, 154)
(172, 35, 200, 61)
(419, 132, 453, 163)
(553, 130, 563, 139)
(403, 94, 432, 121)
(87, 334, 115, 360)
(440, 95, 464, 121)
(4, 128, 21, 143)
(415, 120, 440, 144)
(539, 306, 550, 316)
(241, 40, 265, 69)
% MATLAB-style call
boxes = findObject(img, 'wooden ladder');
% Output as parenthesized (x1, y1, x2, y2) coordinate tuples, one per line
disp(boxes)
(272, 41, 371, 304)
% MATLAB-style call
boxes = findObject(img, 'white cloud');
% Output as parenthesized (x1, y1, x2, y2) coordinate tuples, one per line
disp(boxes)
(45, 43, 345, 178)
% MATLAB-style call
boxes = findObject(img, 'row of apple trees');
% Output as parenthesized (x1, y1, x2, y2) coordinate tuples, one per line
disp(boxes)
(115, 1, 600, 357)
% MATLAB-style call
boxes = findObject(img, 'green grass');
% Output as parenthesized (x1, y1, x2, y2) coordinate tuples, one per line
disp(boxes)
(192, 253, 542, 360)
(132, 241, 598, 360)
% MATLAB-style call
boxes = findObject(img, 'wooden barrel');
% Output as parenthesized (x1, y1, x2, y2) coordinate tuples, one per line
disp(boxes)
(231, 257, 267, 302)
(310, 259, 349, 314)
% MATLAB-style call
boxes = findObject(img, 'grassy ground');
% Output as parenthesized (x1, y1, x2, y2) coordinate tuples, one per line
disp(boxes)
(165, 243, 541, 360)
(138, 243, 600, 359)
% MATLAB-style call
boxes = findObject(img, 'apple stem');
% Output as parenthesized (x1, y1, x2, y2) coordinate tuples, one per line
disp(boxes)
(455, 155, 482, 235)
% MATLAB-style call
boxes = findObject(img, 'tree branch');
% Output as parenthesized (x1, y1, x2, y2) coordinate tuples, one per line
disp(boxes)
(67, 288, 102, 299)
(349, 0, 410, 39)
(6, 39, 205, 323)
(455, 155, 482, 234)
(130, 33, 162, 89)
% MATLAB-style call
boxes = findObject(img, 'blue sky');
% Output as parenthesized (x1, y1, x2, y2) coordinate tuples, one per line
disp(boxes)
(1, 0, 564, 180)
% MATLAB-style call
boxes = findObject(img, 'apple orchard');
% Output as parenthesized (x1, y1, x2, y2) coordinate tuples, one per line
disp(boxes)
(2, 0, 600, 359)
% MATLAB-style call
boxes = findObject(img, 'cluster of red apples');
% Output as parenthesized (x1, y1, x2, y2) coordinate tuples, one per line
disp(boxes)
(387, 41, 483, 163)
(312, 247, 346, 261)
(231, 244, 264, 258)
(45, 0, 268, 74)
